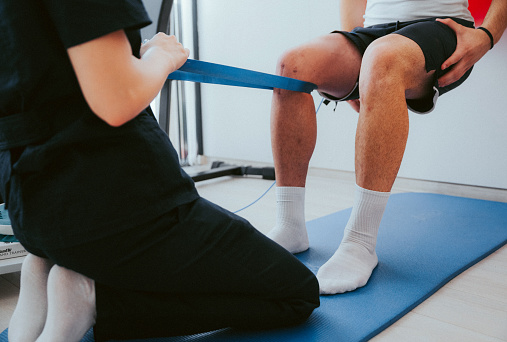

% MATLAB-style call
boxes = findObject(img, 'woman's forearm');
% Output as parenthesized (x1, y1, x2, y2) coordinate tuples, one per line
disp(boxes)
(68, 30, 188, 127)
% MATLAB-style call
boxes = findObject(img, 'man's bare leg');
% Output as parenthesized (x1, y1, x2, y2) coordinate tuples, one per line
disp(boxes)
(9, 254, 54, 342)
(317, 34, 436, 294)
(267, 33, 361, 253)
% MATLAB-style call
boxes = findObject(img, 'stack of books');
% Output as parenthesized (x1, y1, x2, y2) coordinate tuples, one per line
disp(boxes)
(0, 203, 27, 260)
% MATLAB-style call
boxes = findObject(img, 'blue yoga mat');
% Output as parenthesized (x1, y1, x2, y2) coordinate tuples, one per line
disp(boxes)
(2, 193, 506, 342)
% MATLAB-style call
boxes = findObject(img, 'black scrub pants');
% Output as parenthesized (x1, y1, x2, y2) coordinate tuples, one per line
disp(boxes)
(38, 197, 319, 341)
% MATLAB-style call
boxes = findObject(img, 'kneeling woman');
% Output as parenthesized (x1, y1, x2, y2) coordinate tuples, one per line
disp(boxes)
(0, 1, 319, 341)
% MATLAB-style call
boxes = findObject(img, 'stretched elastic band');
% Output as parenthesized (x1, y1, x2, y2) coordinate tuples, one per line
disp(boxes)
(168, 59, 317, 93)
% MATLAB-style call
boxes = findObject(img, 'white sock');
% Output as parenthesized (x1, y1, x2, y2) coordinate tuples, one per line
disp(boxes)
(317, 184, 390, 294)
(36, 266, 96, 342)
(9, 254, 53, 342)
(267, 186, 309, 253)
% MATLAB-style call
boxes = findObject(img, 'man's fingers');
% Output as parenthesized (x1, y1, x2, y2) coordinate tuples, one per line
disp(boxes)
(441, 52, 460, 71)
(436, 18, 457, 29)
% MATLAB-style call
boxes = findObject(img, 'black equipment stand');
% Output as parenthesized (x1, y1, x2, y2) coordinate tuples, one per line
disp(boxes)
(189, 161, 275, 182)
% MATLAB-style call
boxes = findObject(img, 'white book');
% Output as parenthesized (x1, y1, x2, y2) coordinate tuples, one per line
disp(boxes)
(0, 225, 13, 235)
(0, 241, 28, 260)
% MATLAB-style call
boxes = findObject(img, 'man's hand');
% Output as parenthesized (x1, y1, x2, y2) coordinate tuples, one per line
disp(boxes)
(436, 18, 491, 87)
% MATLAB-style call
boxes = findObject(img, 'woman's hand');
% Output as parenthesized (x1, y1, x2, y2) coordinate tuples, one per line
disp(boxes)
(141, 33, 190, 74)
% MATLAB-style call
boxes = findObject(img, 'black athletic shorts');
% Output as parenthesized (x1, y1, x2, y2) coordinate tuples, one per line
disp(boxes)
(320, 17, 475, 114)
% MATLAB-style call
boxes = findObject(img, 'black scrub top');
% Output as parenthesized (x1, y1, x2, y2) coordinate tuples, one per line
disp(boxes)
(0, 0, 199, 249)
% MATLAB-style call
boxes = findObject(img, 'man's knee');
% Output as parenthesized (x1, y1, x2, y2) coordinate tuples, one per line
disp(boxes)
(276, 47, 315, 81)
(361, 36, 428, 91)
(362, 40, 409, 82)
(360, 36, 434, 101)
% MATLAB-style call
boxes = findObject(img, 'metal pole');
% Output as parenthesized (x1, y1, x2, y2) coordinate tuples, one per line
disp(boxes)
(175, 0, 189, 165)
(192, 0, 203, 156)
(156, 0, 174, 134)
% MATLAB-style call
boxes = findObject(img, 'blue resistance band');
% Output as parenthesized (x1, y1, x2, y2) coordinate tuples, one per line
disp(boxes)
(168, 59, 317, 93)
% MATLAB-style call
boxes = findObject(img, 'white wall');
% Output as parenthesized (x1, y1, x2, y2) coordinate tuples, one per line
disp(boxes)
(197, 0, 507, 189)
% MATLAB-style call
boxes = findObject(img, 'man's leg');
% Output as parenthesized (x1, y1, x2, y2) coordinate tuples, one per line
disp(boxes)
(268, 33, 362, 253)
(317, 34, 436, 294)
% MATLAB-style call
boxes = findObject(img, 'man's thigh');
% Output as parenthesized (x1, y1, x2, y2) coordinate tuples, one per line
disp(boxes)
(339, 18, 474, 112)
(394, 19, 474, 106)
(280, 33, 362, 99)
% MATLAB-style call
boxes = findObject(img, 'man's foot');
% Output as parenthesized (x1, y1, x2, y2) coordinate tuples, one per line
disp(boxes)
(267, 224, 309, 254)
(9, 254, 54, 342)
(316, 185, 389, 294)
(317, 242, 378, 294)
(36, 265, 96, 342)
(267, 186, 309, 254)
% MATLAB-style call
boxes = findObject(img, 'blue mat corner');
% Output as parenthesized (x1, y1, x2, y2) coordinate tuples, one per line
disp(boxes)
(1, 193, 506, 342)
